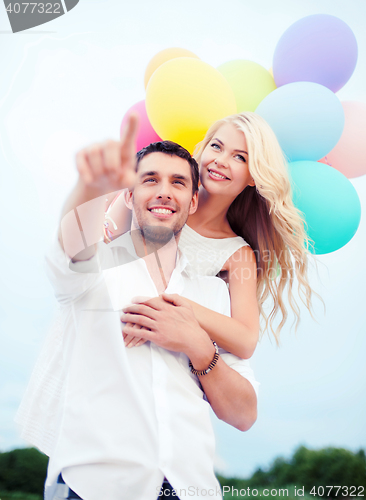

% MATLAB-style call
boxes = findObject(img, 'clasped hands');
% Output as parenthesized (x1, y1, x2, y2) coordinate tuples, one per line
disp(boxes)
(121, 294, 213, 362)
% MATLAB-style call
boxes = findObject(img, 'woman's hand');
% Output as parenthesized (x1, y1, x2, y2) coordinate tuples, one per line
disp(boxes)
(120, 294, 213, 362)
(122, 293, 189, 348)
(121, 296, 170, 348)
(122, 322, 148, 348)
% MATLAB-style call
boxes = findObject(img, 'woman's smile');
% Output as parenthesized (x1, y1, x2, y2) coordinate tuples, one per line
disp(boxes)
(207, 168, 231, 181)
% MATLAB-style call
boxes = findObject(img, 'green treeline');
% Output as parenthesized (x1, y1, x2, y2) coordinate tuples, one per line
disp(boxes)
(0, 446, 365, 498)
(0, 448, 47, 498)
(218, 446, 366, 496)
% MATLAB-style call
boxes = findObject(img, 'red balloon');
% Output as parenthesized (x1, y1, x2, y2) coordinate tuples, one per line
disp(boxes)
(120, 100, 161, 151)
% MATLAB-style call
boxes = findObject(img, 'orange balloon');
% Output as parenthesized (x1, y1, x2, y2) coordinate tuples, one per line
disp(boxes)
(144, 48, 199, 89)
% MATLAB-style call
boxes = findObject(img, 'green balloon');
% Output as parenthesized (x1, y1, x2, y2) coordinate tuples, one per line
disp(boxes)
(288, 161, 361, 254)
(218, 60, 276, 112)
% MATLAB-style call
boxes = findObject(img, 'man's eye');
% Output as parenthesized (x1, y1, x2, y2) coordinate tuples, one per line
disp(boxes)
(144, 178, 156, 183)
(173, 180, 185, 185)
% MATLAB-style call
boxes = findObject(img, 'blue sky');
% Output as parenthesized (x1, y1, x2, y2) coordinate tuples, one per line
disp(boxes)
(0, 0, 365, 479)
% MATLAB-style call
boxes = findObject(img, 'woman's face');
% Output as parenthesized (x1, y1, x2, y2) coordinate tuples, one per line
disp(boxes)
(199, 123, 255, 199)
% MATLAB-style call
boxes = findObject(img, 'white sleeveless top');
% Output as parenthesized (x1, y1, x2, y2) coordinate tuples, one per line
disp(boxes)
(179, 224, 249, 277)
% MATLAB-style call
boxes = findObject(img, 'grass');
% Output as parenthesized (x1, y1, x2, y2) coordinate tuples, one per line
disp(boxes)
(0, 492, 43, 500)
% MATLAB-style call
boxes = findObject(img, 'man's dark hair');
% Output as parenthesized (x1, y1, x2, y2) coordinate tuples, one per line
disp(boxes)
(136, 141, 199, 194)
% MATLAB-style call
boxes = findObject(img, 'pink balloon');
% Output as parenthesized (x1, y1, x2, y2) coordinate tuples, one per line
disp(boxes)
(319, 101, 366, 179)
(120, 100, 161, 151)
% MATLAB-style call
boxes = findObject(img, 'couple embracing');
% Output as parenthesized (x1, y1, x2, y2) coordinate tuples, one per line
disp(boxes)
(17, 112, 314, 500)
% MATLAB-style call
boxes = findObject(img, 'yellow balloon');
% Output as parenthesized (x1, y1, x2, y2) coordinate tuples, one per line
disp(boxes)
(269, 66, 273, 77)
(144, 48, 200, 90)
(146, 58, 237, 153)
(218, 60, 277, 112)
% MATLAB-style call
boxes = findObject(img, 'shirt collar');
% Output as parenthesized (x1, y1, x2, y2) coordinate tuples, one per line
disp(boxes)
(108, 231, 189, 287)
(107, 231, 139, 260)
(110, 232, 187, 268)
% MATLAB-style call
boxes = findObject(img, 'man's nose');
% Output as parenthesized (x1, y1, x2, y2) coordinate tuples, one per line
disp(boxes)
(156, 180, 172, 200)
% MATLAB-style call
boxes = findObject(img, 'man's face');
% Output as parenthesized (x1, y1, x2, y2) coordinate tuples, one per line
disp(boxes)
(126, 152, 198, 244)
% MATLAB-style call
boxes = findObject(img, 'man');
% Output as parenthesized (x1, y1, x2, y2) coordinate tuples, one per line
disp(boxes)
(17, 116, 258, 500)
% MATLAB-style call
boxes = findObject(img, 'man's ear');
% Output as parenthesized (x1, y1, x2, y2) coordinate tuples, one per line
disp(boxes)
(189, 191, 199, 215)
(124, 189, 133, 210)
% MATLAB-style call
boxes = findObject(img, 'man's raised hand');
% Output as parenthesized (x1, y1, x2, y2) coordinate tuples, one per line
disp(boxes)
(58, 114, 139, 258)
(76, 113, 139, 195)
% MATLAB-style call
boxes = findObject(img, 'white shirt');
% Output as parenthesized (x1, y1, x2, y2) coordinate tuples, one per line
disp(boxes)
(18, 232, 259, 500)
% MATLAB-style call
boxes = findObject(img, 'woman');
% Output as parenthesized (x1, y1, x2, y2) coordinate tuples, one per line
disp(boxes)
(105, 112, 315, 359)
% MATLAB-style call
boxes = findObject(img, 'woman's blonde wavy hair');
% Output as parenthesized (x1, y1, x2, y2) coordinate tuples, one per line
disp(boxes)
(194, 112, 315, 343)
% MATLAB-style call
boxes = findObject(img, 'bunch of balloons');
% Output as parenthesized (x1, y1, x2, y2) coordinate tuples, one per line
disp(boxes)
(120, 14, 363, 255)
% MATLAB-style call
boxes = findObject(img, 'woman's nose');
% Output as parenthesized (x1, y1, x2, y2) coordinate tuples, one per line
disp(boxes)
(215, 154, 229, 168)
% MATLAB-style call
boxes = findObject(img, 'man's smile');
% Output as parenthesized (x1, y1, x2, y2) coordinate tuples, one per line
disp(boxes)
(148, 205, 176, 218)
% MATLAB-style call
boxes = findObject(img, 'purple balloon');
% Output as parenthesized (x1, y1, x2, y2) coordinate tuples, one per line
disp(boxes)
(273, 14, 358, 93)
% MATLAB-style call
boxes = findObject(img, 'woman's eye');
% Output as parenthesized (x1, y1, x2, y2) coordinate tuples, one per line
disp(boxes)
(211, 143, 220, 150)
(236, 154, 246, 162)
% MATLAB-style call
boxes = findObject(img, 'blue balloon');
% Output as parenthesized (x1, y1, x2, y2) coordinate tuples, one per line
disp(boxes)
(256, 82, 344, 162)
(288, 161, 361, 254)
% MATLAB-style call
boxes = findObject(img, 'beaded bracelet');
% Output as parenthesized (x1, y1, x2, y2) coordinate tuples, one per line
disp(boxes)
(189, 341, 219, 376)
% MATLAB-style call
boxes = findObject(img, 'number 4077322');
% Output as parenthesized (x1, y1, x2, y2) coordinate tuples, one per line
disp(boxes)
(6, 3, 61, 14)
(310, 486, 364, 497)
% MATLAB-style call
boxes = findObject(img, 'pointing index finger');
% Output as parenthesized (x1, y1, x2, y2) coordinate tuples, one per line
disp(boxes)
(120, 112, 139, 156)
(119, 112, 139, 188)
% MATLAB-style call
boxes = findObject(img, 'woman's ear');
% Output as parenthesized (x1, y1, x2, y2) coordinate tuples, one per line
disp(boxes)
(249, 177, 256, 187)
